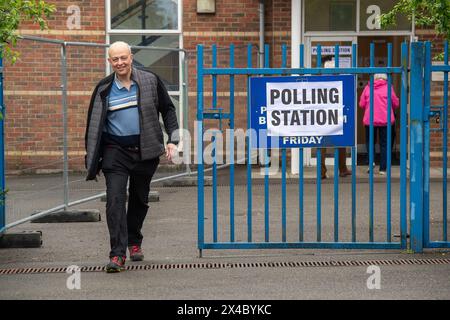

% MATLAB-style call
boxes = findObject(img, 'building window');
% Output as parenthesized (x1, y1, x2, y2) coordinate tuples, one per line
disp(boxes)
(359, 0, 411, 31)
(304, 0, 411, 33)
(106, 0, 183, 127)
(305, 0, 357, 32)
(110, 0, 179, 31)
(109, 34, 180, 91)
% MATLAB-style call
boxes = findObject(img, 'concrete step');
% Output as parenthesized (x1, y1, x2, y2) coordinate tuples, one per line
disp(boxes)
(0, 231, 42, 248)
(30, 210, 101, 223)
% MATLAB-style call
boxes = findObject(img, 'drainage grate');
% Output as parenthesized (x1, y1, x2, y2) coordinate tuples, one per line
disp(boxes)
(1, 258, 449, 275)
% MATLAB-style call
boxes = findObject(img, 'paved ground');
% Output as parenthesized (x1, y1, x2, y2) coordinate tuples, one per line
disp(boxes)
(0, 165, 449, 300)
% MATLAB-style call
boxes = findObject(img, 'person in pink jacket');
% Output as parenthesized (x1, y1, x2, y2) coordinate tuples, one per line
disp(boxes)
(359, 73, 399, 174)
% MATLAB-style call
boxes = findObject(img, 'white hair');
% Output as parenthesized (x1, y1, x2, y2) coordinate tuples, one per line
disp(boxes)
(108, 41, 132, 56)
(374, 73, 387, 80)
(324, 60, 335, 68)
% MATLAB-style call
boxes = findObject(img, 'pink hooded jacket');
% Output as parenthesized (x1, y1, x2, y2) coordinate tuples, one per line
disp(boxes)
(359, 79, 399, 126)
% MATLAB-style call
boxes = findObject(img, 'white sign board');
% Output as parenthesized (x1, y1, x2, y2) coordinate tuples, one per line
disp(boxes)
(266, 81, 344, 137)
(311, 46, 352, 56)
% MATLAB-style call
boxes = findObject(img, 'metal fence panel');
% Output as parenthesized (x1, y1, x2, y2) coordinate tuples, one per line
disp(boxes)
(0, 37, 187, 233)
(424, 40, 450, 249)
(197, 42, 409, 254)
(3, 39, 65, 226)
(0, 56, 5, 231)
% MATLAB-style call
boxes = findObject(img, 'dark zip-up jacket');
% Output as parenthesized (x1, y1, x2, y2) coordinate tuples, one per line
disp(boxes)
(85, 67, 179, 180)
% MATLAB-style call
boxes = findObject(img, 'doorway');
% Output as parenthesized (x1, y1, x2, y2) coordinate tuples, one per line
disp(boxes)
(304, 35, 409, 167)
(356, 35, 409, 165)
(305, 36, 356, 167)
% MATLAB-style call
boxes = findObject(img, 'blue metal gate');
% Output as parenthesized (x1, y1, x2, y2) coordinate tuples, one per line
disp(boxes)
(0, 56, 5, 233)
(196, 41, 447, 255)
(420, 41, 450, 251)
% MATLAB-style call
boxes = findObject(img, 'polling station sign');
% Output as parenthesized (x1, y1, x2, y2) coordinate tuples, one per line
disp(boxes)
(250, 75, 355, 148)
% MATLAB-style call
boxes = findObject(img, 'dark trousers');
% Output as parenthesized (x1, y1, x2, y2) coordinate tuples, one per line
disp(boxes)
(320, 148, 349, 177)
(365, 126, 389, 172)
(101, 145, 159, 258)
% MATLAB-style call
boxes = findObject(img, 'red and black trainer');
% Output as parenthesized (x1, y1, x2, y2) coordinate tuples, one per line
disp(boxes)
(106, 256, 126, 273)
(128, 245, 144, 261)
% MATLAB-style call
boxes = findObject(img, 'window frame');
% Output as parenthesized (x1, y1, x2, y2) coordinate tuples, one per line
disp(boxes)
(105, 0, 183, 93)
(106, 0, 182, 34)
(105, 0, 185, 135)
(303, 0, 413, 35)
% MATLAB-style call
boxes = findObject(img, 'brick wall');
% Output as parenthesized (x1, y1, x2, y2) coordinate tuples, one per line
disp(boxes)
(184, 0, 259, 164)
(3, 0, 449, 173)
(4, 0, 106, 173)
(416, 30, 450, 167)
(5, 0, 282, 172)
(183, 0, 291, 164)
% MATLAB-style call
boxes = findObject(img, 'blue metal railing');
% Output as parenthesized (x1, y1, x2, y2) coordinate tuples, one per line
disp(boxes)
(299, 44, 305, 243)
(352, 43, 358, 243)
(0, 56, 5, 233)
(400, 42, 409, 250)
(264, 44, 270, 243)
(386, 43, 393, 243)
(246, 44, 253, 243)
(422, 40, 450, 249)
(197, 42, 411, 252)
(367, 44, 373, 242)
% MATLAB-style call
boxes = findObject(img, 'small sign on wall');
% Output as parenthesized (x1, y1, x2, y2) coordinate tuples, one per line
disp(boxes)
(432, 61, 446, 82)
(197, 0, 215, 13)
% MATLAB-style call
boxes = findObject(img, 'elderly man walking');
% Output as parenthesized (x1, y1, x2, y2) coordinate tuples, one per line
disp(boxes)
(85, 41, 179, 273)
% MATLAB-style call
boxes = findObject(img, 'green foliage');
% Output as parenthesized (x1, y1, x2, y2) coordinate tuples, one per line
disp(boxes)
(380, 0, 450, 39)
(0, 0, 56, 64)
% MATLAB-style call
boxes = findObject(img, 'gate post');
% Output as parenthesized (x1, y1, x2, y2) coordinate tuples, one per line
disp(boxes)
(410, 42, 425, 253)
(197, 45, 204, 257)
(0, 56, 5, 233)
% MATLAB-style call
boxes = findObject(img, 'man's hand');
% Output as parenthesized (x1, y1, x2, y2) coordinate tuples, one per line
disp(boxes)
(165, 143, 177, 162)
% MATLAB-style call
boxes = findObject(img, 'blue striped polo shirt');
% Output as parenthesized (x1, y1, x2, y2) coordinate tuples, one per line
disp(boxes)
(103, 75, 140, 147)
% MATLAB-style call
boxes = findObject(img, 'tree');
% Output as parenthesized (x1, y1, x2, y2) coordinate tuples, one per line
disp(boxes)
(0, 1, 54, 199)
(380, 0, 450, 39)
(0, 0, 56, 64)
